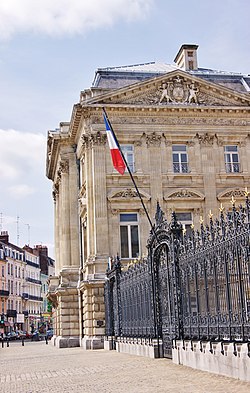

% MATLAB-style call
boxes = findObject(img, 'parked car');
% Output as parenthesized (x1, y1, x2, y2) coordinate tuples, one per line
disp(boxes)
(6, 331, 18, 340)
(16, 330, 26, 340)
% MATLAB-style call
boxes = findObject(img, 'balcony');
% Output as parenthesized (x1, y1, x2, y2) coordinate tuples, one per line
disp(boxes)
(22, 292, 29, 300)
(225, 162, 240, 173)
(26, 260, 39, 268)
(7, 309, 17, 318)
(26, 277, 42, 285)
(29, 295, 43, 302)
(0, 289, 9, 297)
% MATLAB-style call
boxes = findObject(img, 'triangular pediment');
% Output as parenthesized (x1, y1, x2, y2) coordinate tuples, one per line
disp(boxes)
(108, 188, 151, 202)
(84, 70, 250, 107)
(164, 188, 205, 201)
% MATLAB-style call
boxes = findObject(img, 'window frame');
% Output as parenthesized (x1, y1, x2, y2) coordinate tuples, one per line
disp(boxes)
(172, 145, 189, 173)
(224, 145, 240, 173)
(120, 144, 135, 173)
(119, 212, 140, 259)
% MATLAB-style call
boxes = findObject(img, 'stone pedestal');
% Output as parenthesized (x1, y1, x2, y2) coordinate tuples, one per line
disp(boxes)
(80, 280, 105, 349)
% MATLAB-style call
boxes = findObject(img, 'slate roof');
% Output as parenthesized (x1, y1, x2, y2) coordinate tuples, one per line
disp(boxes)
(92, 62, 250, 94)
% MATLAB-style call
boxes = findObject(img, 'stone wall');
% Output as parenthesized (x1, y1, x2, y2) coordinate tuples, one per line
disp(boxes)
(172, 340, 250, 382)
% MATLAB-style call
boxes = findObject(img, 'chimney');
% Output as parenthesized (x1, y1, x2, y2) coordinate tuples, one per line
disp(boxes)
(174, 44, 199, 71)
(0, 231, 9, 244)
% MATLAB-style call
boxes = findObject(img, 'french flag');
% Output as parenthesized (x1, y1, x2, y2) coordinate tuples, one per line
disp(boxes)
(103, 110, 126, 175)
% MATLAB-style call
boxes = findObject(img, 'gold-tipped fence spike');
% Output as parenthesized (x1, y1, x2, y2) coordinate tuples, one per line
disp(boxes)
(219, 203, 225, 213)
(208, 210, 213, 219)
(244, 187, 250, 197)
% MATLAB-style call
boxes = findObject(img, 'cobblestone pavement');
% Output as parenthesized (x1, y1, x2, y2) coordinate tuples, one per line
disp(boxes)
(0, 341, 250, 393)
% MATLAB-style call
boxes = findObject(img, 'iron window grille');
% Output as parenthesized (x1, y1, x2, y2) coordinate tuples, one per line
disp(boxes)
(172, 145, 189, 173)
(224, 145, 240, 173)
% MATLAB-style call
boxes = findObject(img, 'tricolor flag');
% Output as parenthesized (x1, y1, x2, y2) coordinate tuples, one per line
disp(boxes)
(103, 110, 126, 175)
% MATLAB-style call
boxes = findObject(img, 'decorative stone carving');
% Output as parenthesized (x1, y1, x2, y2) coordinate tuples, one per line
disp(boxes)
(158, 77, 190, 104)
(59, 160, 69, 174)
(195, 133, 215, 146)
(108, 188, 151, 201)
(113, 189, 138, 199)
(52, 183, 59, 201)
(218, 188, 246, 200)
(81, 135, 90, 149)
(188, 82, 199, 104)
(144, 132, 162, 147)
(165, 189, 205, 200)
(96, 115, 250, 127)
(81, 132, 107, 149)
(90, 131, 107, 146)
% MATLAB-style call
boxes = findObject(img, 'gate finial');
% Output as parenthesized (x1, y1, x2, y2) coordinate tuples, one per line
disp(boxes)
(155, 201, 164, 226)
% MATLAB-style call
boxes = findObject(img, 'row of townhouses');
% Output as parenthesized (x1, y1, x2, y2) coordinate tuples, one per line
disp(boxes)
(0, 231, 55, 335)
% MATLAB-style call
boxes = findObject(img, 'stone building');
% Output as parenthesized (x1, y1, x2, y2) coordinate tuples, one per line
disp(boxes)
(46, 44, 250, 349)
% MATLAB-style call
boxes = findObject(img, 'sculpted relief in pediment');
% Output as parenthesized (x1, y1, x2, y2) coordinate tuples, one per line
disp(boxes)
(101, 75, 249, 107)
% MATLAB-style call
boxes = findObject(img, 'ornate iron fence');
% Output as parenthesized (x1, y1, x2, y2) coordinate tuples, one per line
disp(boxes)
(105, 197, 250, 357)
(179, 199, 250, 342)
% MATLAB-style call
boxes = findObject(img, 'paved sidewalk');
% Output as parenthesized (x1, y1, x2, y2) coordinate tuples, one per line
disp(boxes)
(0, 341, 249, 393)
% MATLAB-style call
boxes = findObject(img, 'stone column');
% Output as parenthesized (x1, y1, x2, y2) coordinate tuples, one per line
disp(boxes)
(53, 184, 60, 276)
(68, 152, 80, 268)
(197, 133, 217, 220)
(54, 156, 80, 348)
(81, 132, 108, 350)
(60, 159, 71, 269)
(146, 132, 163, 218)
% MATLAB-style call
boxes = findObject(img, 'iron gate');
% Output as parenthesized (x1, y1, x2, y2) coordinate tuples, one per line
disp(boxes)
(105, 198, 250, 358)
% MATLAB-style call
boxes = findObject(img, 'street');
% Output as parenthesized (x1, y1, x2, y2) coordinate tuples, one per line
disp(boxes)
(0, 341, 249, 393)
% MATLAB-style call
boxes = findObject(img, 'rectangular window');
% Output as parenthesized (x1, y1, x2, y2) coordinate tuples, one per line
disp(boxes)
(120, 213, 139, 258)
(224, 145, 240, 173)
(121, 145, 134, 173)
(175, 212, 193, 237)
(172, 145, 189, 173)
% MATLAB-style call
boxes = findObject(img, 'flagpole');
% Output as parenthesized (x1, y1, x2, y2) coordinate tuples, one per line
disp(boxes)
(103, 107, 158, 241)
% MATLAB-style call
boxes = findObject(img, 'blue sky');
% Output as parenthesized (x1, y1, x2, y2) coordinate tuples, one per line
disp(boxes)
(0, 0, 249, 257)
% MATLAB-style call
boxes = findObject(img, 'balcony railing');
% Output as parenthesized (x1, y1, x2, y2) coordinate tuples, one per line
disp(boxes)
(173, 162, 189, 173)
(7, 309, 17, 318)
(225, 162, 240, 173)
(0, 289, 9, 297)
(26, 277, 42, 285)
(29, 295, 43, 302)
(26, 260, 39, 268)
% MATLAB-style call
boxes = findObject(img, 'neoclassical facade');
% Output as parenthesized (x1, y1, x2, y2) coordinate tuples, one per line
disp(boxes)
(46, 44, 250, 349)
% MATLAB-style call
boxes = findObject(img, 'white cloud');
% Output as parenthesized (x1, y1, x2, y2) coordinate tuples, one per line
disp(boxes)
(0, 0, 153, 40)
(0, 129, 46, 181)
(7, 184, 35, 199)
